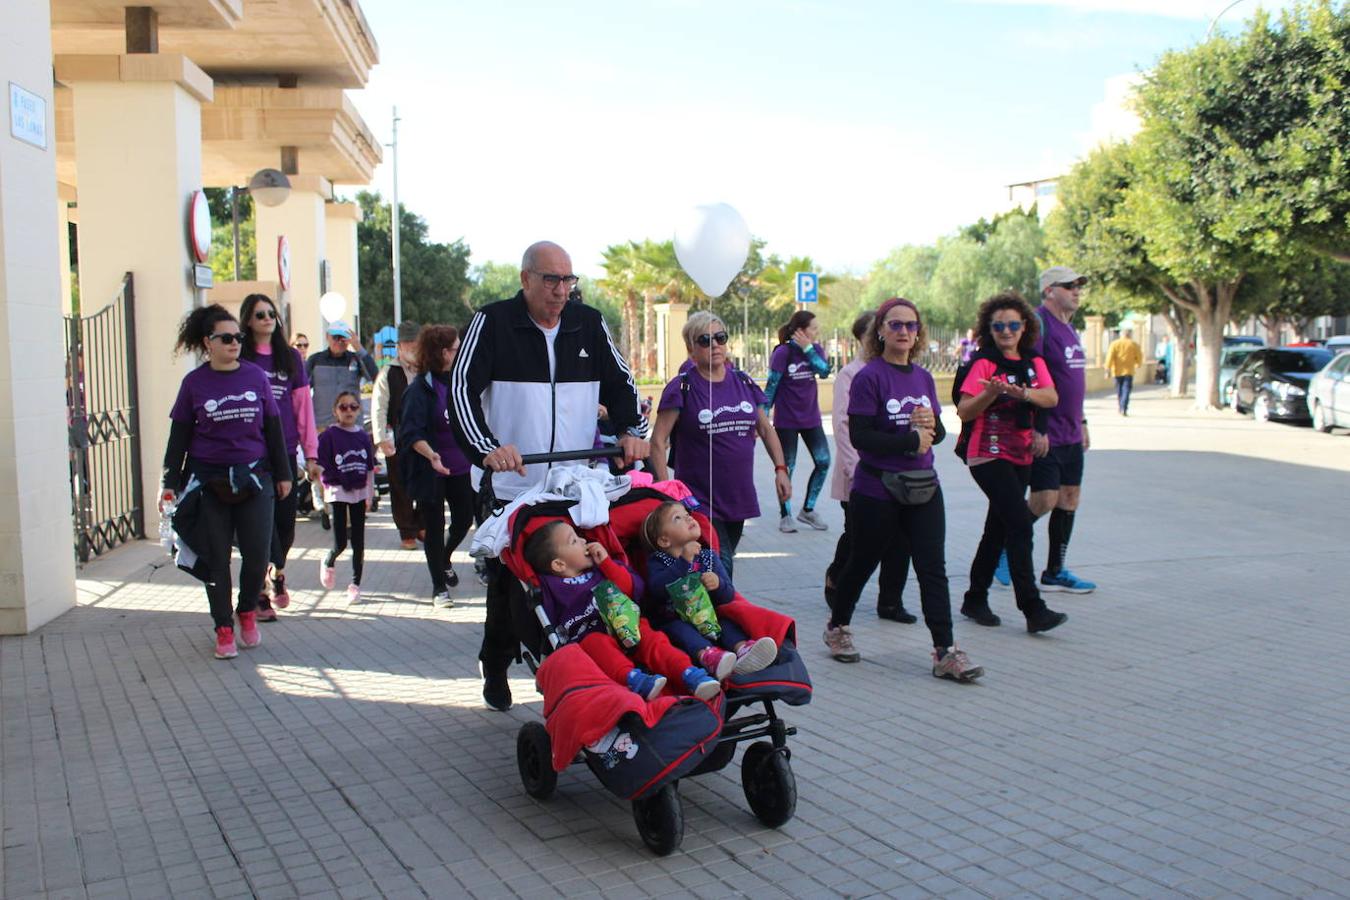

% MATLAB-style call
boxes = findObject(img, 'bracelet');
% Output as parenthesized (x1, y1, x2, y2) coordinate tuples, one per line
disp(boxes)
(774, 464, 789, 473)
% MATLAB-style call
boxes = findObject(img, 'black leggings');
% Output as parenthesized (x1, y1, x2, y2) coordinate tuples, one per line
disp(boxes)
(965, 460, 1046, 617)
(830, 489, 953, 649)
(269, 453, 300, 571)
(711, 518, 745, 579)
(827, 500, 909, 606)
(776, 425, 831, 515)
(423, 472, 474, 593)
(196, 474, 275, 628)
(325, 500, 367, 584)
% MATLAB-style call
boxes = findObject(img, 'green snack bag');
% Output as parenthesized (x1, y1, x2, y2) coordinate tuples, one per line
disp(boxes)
(668, 573, 721, 640)
(595, 580, 642, 650)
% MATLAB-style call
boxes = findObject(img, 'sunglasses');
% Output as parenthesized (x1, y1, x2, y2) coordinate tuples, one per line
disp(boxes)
(885, 320, 920, 333)
(208, 332, 247, 345)
(253, 309, 277, 320)
(1055, 280, 1085, 290)
(336, 403, 361, 412)
(991, 321, 1024, 333)
(295, 342, 309, 350)
(694, 331, 730, 347)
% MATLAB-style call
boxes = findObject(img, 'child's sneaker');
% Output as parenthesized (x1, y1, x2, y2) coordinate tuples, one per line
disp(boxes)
(271, 573, 290, 609)
(214, 626, 238, 660)
(347, 583, 361, 603)
(699, 646, 736, 680)
(319, 559, 336, 590)
(626, 668, 667, 701)
(682, 667, 721, 701)
(237, 612, 261, 649)
(732, 637, 778, 674)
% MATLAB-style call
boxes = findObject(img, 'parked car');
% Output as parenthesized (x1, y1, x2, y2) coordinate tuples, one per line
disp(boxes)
(1219, 345, 1260, 405)
(1230, 348, 1334, 422)
(1223, 335, 1265, 348)
(1325, 335, 1350, 355)
(1308, 350, 1350, 433)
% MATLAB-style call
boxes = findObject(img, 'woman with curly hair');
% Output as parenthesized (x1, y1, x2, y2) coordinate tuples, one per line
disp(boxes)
(955, 292, 1067, 634)
(397, 325, 474, 607)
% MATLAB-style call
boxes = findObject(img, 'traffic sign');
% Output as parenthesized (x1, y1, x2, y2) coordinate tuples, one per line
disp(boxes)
(795, 272, 818, 304)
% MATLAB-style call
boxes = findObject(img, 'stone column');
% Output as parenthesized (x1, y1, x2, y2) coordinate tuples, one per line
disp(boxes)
(1083, 314, 1106, 365)
(60, 53, 213, 535)
(655, 302, 690, 381)
(0, 0, 78, 633)
(324, 201, 361, 333)
(58, 184, 76, 315)
(254, 175, 329, 344)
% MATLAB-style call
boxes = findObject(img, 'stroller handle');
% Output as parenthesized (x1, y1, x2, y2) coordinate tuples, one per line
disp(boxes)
(477, 446, 626, 519)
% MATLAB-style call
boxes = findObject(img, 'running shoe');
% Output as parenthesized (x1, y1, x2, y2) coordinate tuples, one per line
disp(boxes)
(1027, 609, 1069, 634)
(960, 603, 1001, 627)
(271, 573, 290, 609)
(823, 624, 860, 663)
(732, 637, 778, 674)
(699, 646, 737, 680)
(346, 583, 362, 603)
(993, 550, 1011, 587)
(319, 559, 336, 590)
(1040, 569, 1096, 594)
(237, 612, 261, 649)
(626, 669, 667, 701)
(877, 604, 917, 624)
(445, 565, 459, 588)
(432, 590, 454, 609)
(681, 667, 721, 701)
(932, 647, 984, 682)
(778, 515, 798, 534)
(214, 626, 238, 660)
(255, 597, 278, 623)
(796, 509, 829, 531)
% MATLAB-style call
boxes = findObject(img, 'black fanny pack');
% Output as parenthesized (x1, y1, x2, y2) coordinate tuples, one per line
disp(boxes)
(862, 463, 938, 506)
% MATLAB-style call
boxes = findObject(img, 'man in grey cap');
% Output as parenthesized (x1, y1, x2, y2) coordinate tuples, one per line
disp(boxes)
(1027, 267, 1097, 594)
(371, 320, 422, 549)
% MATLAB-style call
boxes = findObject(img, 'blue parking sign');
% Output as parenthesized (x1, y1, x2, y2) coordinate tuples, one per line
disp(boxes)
(795, 272, 818, 304)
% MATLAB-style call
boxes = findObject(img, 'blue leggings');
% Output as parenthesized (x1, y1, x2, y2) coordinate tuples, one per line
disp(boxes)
(776, 425, 831, 516)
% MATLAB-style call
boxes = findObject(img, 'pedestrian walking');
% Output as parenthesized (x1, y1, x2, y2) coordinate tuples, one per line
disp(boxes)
(370, 320, 422, 549)
(824, 312, 913, 623)
(1105, 327, 1143, 415)
(160, 304, 292, 660)
(765, 310, 831, 533)
(823, 297, 983, 682)
(955, 292, 1068, 634)
(240, 293, 319, 620)
(317, 391, 375, 602)
(649, 310, 791, 578)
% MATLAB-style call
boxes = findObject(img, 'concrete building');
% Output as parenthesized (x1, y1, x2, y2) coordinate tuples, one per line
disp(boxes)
(0, 0, 381, 634)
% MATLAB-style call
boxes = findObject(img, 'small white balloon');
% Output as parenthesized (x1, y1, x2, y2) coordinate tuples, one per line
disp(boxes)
(674, 203, 751, 298)
(319, 291, 347, 322)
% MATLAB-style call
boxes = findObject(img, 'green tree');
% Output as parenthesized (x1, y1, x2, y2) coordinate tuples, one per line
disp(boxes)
(468, 261, 520, 308)
(356, 190, 473, 332)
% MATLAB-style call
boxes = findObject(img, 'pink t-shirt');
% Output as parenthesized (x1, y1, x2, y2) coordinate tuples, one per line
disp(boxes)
(959, 356, 1054, 466)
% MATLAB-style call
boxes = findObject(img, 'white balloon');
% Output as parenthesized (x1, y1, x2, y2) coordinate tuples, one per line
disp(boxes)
(673, 203, 751, 298)
(319, 291, 347, 322)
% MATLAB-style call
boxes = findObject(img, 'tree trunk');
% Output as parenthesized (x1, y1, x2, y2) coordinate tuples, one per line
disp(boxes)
(1191, 280, 1240, 410)
(642, 291, 657, 379)
(1161, 304, 1193, 397)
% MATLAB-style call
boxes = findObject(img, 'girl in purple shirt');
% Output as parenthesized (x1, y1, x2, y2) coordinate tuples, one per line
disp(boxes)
(318, 391, 376, 602)
(764, 310, 831, 533)
(825, 298, 983, 683)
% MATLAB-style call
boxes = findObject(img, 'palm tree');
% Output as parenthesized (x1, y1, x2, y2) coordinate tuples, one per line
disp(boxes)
(756, 255, 836, 315)
(598, 242, 642, 361)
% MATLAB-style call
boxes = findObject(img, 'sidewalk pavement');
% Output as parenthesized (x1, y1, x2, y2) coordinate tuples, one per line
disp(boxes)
(3, 385, 1349, 899)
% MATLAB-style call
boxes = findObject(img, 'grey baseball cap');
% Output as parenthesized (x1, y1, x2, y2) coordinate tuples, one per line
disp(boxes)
(1039, 267, 1087, 292)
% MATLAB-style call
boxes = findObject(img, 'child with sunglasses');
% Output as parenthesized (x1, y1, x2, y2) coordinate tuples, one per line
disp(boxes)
(317, 391, 376, 601)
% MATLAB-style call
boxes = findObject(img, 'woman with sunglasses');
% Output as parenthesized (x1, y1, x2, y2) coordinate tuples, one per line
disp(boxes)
(955, 292, 1067, 634)
(650, 311, 790, 577)
(240, 294, 320, 619)
(397, 325, 474, 607)
(764, 309, 832, 533)
(161, 304, 293, 660)
(825, 298, 983, 682)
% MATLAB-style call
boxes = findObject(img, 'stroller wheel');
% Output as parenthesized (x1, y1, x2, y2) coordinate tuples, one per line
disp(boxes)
(741, 742, 797, 828)
(516, 722, 557, 800)
(632, 783, 683, 856)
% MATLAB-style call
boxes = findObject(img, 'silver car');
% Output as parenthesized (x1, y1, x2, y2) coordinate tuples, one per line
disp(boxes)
(1308, 351, 1350, 433)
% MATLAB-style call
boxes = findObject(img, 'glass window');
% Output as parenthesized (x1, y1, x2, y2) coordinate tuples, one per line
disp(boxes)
(1267, 350, 1332, 373)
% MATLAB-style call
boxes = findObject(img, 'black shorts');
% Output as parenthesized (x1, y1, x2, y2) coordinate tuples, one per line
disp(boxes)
(1030, 442, 1085, 492)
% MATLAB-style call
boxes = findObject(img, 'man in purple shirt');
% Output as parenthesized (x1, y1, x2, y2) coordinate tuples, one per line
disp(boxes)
(1029, 267, 1097, 594)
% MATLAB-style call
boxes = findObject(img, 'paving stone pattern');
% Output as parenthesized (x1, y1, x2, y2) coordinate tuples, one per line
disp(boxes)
(3, 387, 1349, 899)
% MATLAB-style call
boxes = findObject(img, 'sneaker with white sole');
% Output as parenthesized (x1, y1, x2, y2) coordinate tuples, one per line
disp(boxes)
(778, 515, 798, 533)
(823, 624, 860, 662)
(1040, 569, 1096, 593)
(681, 666, 721, 701)
(347, 583, 362, 603)
(214, 626, 238, 660)
(932, 646, 983, 682)
(271, 572, 291, 609)
(732, 637, 778, 674)
(319, 559, 336, 590)
(237, 612, 261, 649)
(626, 668, 667, 701)
(699, 646, 737, 680)
(432, 590, 454, 608)
(796, 509, 828, 531)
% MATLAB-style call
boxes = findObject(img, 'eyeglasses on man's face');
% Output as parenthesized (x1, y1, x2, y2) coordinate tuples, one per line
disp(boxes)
(991, 321, 1024, 334)
(885, 320, 920, 334)
(694, 331, 729, 347)
(1055, 280, 1085, 291)
(533, 272, 580, 289)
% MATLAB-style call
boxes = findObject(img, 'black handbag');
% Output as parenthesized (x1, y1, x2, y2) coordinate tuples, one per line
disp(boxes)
(864, 463, 939, 506)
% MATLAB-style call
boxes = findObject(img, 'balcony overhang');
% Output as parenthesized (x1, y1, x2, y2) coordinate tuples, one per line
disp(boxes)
(50, 0, 243, 29)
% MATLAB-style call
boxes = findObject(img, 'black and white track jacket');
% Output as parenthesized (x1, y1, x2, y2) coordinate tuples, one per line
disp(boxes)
(450, 292, 648, 499)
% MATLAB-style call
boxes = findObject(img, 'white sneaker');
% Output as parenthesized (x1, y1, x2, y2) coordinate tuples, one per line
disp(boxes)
(796, 509, 828, 531)
(346, 583, 361, 603)
(433, 590, 454, 608)
(779, 515, 798, 533)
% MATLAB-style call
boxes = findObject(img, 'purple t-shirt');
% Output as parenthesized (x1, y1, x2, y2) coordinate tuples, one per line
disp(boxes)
(1034, 308, 1087, 446)
(318, 425, 374, 490)
(252, 346, 308, 452)
(169, 361, 280, 466)
(430, 376, 471, 476)
(846, 359, 940, 502)
(769, 342, 824, 429)
(538, 558, 644, 644)
(659, 367, 768, 522)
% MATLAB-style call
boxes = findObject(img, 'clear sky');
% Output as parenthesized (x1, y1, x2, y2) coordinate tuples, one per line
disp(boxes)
(344, 0, 1290, 276)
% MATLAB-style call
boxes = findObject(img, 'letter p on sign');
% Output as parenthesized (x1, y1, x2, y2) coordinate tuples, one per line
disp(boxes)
(795, 272, 818, 304)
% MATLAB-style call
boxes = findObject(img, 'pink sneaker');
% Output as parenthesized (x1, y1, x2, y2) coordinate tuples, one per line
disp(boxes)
(271, 573, 290, 609)
(214, 626, 238, 660)
(699, 646, 736, 681)
(732, 637, 779, 674)
(237, 612, 261, 649)
(347, 583, 361, 603)
(319, 559, 336, 590)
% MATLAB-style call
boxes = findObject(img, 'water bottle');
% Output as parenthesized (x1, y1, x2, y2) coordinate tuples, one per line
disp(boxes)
(158, 501, 176, 555)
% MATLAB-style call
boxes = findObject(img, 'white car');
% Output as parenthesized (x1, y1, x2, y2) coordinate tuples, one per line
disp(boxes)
(1325, 335, 1350, 355)
(1308, 351, 1350, 433)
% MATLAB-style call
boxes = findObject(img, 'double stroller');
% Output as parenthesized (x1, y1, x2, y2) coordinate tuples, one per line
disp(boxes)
(483, 450, 812, 854)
